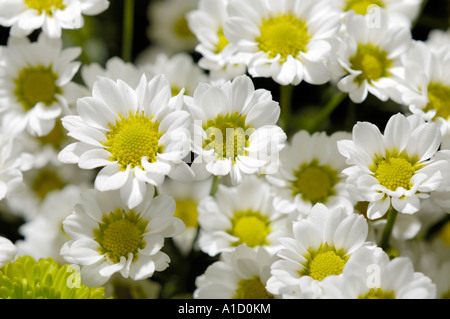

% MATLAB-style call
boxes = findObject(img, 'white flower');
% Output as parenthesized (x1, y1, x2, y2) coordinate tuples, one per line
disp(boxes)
(0, 236, 17, 268)
(157, 177, 213, 255)
(146, 0, 199, 54)
(320, 245, 436, 299)
(266, 203, 371, 299)
(335, 11, 411, 103)
(15, 185, 84, 264)
(61, 188, 185, 287)
(0, 33, 82, 137)
(426, 28, 450, 55)
(194, 245, 278, 299)
(186, 74, 286, 185)
(58, 74, 194, 209)
(197, 175, 292, 256)
(332, 0, 423, 27)
(337, 113, 450, 220)
(224, 0, 341, 86)
(187, 0, 247, 82)
(266, 130, 354, 217)
(0, 0, 110, 38)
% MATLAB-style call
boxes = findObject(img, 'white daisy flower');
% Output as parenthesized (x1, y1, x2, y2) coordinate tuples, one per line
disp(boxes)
(335, 11, 411, 103)
(0, 33, 82, 137)
(224, 0, 341, 86)
(58, 74, 194, 209)
(266, 203, 371, 299)
(15, 185, 83, 264)
(0, 236, 17, 268)
(187, 0, 247, 82)
(332, 0, 423, 27)
(337, 113, 450, 220)
(320, 245, 436, 299)
(61, 188, 185, 287)
(186, 74, 286, 185)
(194, 245, 278, 299)
(146, 0, 199, 54)
(0, 0, 110, 38)
(197, 175, 291, 257)
(426, 28, 450, 55)
(157, 177, 213, 255)
(266, 130, 354, 217)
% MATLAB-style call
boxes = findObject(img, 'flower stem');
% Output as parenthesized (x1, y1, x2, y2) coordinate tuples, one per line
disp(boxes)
(209, 175, 221, 196)
(380, 205, 398, 251)
(306, 92, 347, 133)
(279, 84, 294, 133)
(122, 0, 135, 62)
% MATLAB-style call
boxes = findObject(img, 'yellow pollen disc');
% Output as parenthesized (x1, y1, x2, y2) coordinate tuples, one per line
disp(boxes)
(24, 0, 66, 15)
(424, 83, 450, 120)
(174, 199, 199, 229)
(256, 14, 311, 62)
(300, 244, 348, 281)
(344, 0, 385, 15)
(229, 210, 270, 248)
(104, 111, 163, 170)
(95, 209, 148, 264)
(359, 288, 395, 299)
(15, 66, 61, 111)
(173, 15, 195, 40)
(203, 113, 253, 163)
(32, 169, 66, 200)
(233, 276, 274, 299)
(350, 44, 392, 85)
(374, 157, 414, 191)
(291, 159, 339, 204)
(214, 27, 229, 54)
(439, 221, 450, 247)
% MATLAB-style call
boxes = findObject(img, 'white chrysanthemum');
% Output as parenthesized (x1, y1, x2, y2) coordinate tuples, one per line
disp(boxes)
(426, 28, 450, 55)
(61, 188, 185, 287)
(187, 0, 247, 82)
(81, 56, 148, 91)
(141, 52, 209, 97)
(186, 74, 286, 185)
(0, 33, 82, 137)
(266, 130, 354, 217)
(266, 203, 371, 299)
(320, 245, 436, 299)
(157, 177, 213, 255)
(332, 0, 422, 27)
(146, 0, 199, 54)
(335, 11, 411, 103)
(15, 185, 83, 264)
(198, 175, 291, 256)
(224, 0, 341, 86)
(0, 236, 17, 268)
(337, 113, 450, 220)
(194, 245, 278, 299)
(58, 74, 194, 209)
(0, 0, 109, 38)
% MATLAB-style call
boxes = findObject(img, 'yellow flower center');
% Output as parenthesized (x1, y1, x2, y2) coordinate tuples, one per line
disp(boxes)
(214, 27, 229, 54)
(350, 44, 392, 85)
(256, 14, 311, 63)
(371, 153, 417, 191)
(424, 83, 450, 120)
(359, 288, 395, 299)
(300, 244, 348, 281)
(31, 169, 66, 200)
(24, 0, 66, 15)
(439, 221, 450, 247)
(233, 276, 274, 299)
(203, 113, 253, 163)
(229, 210, 271, 248)
(344, 0, 385, 15)
(173, 15, 195, 40)
(103, 111, 163, 170)
(15, 66, 61, 111)
(174, 199, 199, 229)
(94, 209, 148, 264)
(291, 159, 339, 205)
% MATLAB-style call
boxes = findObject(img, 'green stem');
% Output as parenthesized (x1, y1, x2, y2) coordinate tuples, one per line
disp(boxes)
(209, 175, 221, 196)
(306, 92, 346, 133)
(122, 0, 135, 62)
(380, 205, 398, 251)
(279, 84, 294, 133)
